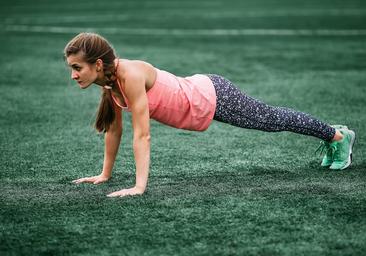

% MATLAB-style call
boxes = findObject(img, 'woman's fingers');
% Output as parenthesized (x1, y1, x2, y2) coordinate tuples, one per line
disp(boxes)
(72, 176, 96, 184)
(107, 187, 143, 198)
(71, 178, 83, 184)
(107, 190, 129, 197)
(107, 191, 121, 197)
(72, 175, 109, 185)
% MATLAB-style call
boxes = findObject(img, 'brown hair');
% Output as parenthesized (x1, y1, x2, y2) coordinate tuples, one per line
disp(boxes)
(64, 32, 117, 133)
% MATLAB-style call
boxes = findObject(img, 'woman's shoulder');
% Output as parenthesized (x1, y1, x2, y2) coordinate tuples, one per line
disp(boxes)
(116, 59, 157, 88)
(118, 59, 154, 72)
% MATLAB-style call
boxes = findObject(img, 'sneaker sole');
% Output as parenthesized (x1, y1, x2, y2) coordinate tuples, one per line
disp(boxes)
(340, 130, 356, 170)
(321, 163, 332, 167)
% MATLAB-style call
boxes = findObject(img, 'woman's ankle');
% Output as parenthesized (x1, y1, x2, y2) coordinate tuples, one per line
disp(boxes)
(332, 129, 344, 142)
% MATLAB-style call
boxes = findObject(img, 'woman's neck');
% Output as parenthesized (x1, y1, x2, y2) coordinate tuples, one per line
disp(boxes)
(94, 75, 108, 87)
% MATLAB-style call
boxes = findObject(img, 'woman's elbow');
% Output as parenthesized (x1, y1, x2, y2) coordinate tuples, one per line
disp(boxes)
(134, 133, 151, 143)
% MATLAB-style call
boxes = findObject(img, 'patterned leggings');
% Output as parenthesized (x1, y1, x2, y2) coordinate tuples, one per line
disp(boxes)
(207, 74, 335, 142)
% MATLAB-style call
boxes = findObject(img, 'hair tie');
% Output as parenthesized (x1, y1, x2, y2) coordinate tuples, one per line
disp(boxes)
(104, 85, 112, 90)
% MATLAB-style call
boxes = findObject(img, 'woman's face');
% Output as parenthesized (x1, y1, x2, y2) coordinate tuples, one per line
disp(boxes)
(66, 52, 99, 89)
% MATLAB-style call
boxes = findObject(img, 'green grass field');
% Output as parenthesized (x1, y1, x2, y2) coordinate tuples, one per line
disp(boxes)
(1, 0, 366, 255)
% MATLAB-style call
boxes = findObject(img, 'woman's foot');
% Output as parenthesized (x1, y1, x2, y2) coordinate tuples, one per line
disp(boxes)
(319, 125, 348, 167)
(318, 125, 356, 170)
(329, 129, 356, 170)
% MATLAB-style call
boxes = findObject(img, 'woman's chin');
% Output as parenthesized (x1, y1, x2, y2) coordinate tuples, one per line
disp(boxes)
(79, 82, 91, 89)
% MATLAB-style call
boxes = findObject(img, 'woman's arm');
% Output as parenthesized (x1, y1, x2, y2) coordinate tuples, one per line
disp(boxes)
(107, 68, 150, 197)
(101, 105, 123, 178)
(72, 105, 122, 185)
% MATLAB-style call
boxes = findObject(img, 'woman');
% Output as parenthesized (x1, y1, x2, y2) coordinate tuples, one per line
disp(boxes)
(65, 33, 355, 197)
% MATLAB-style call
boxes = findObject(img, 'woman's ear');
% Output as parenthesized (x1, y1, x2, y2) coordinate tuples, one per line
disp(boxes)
(96, 59, 103, 72)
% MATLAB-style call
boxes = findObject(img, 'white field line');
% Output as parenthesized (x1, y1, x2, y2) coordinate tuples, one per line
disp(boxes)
(3, 9, 366, 24)
(3, 25, 366, 36)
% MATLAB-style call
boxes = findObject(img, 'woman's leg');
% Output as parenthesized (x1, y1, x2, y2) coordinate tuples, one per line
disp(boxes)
(207, 74, 355, 170)
(208, 74, 335, 141)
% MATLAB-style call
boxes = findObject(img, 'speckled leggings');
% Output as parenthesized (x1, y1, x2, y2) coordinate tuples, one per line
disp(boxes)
(207, 74, 335, 141)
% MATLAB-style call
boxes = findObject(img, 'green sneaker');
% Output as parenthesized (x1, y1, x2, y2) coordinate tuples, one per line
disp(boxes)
(329, 129, 356, 170)
(317, 141, 335, 167)
(316, 125, 349, 167)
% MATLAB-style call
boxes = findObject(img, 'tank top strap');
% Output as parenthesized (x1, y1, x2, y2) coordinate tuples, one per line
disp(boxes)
(111, 59, 129, 110)
(116, 78, 129, 107)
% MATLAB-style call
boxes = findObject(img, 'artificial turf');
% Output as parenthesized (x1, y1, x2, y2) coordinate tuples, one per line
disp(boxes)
(1, 0, 366, 255)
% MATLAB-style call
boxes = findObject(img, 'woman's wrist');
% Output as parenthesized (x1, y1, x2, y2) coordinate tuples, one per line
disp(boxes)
(101, 172, 111, 179)
(134, 185, 146, 194)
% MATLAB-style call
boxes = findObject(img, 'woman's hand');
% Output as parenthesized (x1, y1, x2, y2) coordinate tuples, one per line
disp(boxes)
(107, 186, 144, 197)
(72, 174, 110, 185)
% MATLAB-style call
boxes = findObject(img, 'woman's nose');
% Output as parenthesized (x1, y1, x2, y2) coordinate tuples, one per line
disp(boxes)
(71, 71, 79, 80)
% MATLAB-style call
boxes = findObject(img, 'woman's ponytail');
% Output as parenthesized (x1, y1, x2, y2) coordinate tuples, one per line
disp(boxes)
(95, 88, 115, 133)
(95, 63, 117, 133)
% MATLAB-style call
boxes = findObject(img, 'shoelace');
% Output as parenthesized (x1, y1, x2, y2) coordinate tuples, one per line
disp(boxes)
(331, 142, 342, 160)
(315, 141, 337, 156)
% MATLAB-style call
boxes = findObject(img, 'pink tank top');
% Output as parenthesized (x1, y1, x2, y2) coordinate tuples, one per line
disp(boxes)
(111, 68, 217, 131)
